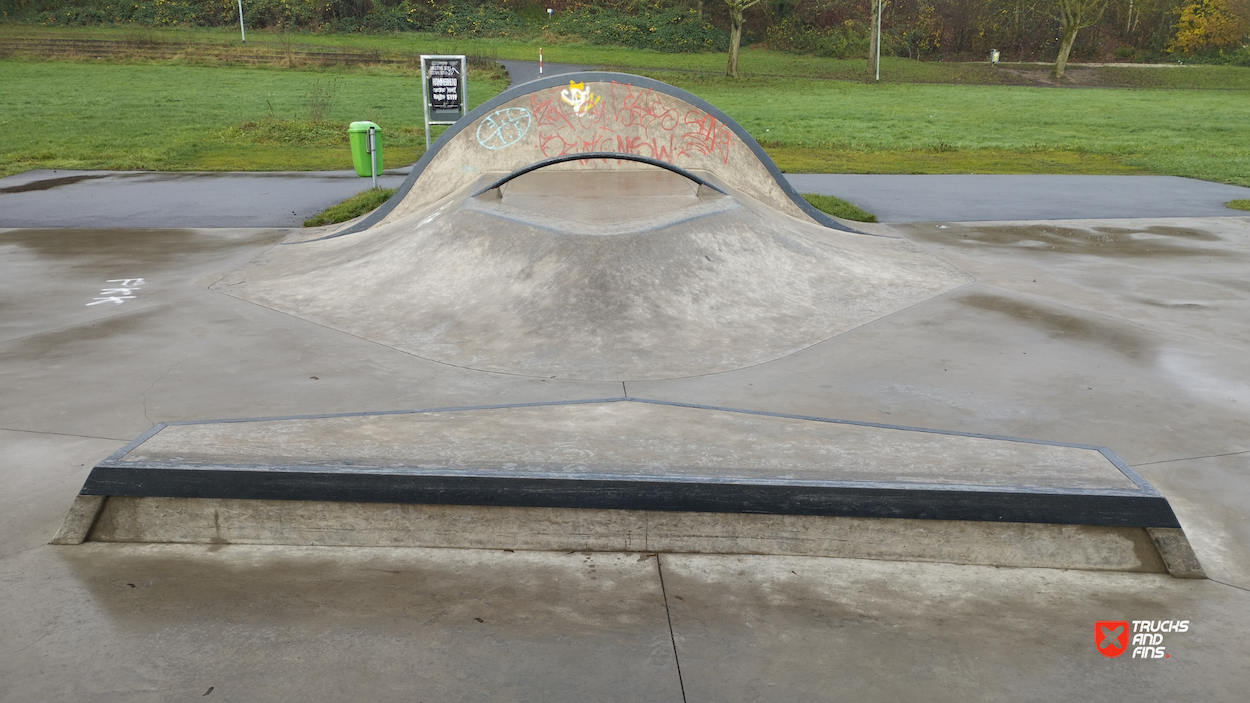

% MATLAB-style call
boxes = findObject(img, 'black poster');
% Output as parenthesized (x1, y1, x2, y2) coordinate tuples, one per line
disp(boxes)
(427, 59, 463, 114)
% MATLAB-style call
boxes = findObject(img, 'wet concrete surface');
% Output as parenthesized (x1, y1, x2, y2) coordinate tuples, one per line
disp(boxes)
(217, 171, 967, 380)
(0, 168, 411, 229)
(787, 173, 1250, 222)
(3, 213, 1250, 699)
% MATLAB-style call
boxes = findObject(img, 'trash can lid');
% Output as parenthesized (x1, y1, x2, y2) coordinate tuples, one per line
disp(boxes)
(348, 121, 381, 132)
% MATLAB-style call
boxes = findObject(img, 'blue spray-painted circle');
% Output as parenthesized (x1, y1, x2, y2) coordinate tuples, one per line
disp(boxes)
(475, 107, 533, 150)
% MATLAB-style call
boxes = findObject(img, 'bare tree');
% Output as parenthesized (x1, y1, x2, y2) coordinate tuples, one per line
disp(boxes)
(1054, 0, 1110, 77)
(724, 0, 763, 77)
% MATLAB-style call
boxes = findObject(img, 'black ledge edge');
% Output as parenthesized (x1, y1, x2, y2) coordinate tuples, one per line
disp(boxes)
(316, 71, 863, 241)
(78, 397, 1183, 529)
(80, 466, 1181, 528)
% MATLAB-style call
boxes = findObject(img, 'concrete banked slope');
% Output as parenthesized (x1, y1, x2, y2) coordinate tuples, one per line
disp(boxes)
(58, 73, 1203, 577)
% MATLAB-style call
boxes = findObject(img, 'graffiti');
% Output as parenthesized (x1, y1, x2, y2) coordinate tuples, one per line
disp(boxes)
(559, 81, 601, 116)
(476, 107, 532, 150)
(529, 82, 734, 166)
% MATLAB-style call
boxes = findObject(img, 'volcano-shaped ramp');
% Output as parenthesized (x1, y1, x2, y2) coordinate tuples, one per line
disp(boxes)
(215, 74, 970, 380)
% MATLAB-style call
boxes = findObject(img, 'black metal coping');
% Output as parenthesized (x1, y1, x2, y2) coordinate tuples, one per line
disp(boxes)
(472, 152, 726, 196)
(81, 398, 1182, 529)
(319, 71, 864, 240)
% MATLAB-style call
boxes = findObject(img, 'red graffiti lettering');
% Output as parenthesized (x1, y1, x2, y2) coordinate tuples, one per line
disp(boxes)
(529, 82, 733, 165)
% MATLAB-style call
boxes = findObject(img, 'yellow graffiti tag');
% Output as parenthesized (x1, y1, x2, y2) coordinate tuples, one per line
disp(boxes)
(560, 80, 601, 115)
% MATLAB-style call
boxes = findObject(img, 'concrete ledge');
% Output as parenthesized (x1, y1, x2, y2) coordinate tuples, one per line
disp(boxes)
(1147, 527, 1207, 578)
(50, 494, 106, 545)
(87, 496, 1180, 575)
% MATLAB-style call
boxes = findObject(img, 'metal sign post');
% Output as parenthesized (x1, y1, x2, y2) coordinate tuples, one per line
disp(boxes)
(367, 126, 378, 189)
(420, 55, 468, 153)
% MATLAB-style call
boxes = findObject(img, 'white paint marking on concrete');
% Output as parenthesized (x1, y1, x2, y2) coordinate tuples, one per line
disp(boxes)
(87, 278, 145, 306)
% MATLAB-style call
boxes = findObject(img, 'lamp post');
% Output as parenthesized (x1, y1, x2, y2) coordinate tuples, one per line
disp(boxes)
(875, 0, 883, 82)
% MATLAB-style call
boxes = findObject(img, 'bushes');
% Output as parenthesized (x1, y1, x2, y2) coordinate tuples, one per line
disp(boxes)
(765, 16, 869, 59)
(550, 6, 729, 53)
(26, 0, 428, 30)
(432, 1, 522, 37)
(17, 0, 729, 52)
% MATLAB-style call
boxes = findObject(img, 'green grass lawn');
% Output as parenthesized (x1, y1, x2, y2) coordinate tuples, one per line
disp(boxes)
(665, 74, 1250, 186)
(2, 33, 1248, 185)
(801, 194, 877, 222)
(0, 59, 507, 175)
(303, 187, 396, 226)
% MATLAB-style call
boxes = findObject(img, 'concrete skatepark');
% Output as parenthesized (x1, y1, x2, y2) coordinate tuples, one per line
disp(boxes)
(3, 72, 1250, 699)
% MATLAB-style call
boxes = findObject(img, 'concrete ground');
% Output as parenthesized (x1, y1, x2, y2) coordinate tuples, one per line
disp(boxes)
(3, 205, 1249, 699)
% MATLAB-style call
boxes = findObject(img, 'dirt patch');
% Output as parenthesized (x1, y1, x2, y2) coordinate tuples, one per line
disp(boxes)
(994, 65, 1116, 88)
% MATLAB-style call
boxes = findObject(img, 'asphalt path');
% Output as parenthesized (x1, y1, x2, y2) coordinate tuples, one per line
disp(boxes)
(3, 168, 1247, 229)
(788, 173, 1250, 222)
(498, 60, 596, 88)
(0, 168, 410, 229)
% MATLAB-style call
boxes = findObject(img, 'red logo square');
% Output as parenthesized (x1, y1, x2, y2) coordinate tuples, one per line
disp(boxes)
(1096, 621, 1129, 657)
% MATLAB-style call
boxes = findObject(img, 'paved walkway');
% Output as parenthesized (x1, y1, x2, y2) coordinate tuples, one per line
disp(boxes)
(0, 168, 411, 229)
(3, 168, 1247, 229)
(788, 173, 1250, 222)
(499, 60, 595, 87)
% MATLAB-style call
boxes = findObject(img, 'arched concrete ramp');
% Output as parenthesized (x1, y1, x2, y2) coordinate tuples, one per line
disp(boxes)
(338, 72, 856, 236)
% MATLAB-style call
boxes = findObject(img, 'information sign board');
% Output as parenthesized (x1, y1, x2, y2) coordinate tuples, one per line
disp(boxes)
(420, 55, 467, 149)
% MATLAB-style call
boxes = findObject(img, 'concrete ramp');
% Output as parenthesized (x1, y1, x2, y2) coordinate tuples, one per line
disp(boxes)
(342, 72, 850, 234)
(215, 166, 968, 380)
(213, 73, 971, 380)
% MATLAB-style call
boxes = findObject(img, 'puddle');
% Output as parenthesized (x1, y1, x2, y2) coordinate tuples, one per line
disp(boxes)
(0, 228, 283, 267)
(959, 293, 1152, 360)
(909, 224, 1228, 258)
(0, 307, 161, 363)
(0, 174, 108, 194)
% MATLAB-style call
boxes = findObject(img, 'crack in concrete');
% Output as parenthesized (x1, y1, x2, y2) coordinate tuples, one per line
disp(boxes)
(1135, 449, 1250, 466)
(140, 361, 182, 426)
(655, 554, 688, 703)
(1208, 577, 1250, 595)
(0, 426, 129, 442)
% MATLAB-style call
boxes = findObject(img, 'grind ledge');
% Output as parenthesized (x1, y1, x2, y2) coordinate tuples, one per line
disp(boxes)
(53, 398, 1205, 577)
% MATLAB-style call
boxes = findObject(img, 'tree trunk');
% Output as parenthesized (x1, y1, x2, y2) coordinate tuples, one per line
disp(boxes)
(698, 0, 704, 18)
(726, 8, 743, 77)
(867, 0, 880, 80)
(1054, 24, 1079, 78)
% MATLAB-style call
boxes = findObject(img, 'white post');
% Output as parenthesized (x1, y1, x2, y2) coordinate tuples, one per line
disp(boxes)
(539, 47, 543, 75)
(368, 126, 378, 189)
(237, 0, 246, 44)
(875, 0, 882, 82)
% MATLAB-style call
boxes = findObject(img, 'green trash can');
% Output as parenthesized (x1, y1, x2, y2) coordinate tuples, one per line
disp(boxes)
(348, 121, 383, 178)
